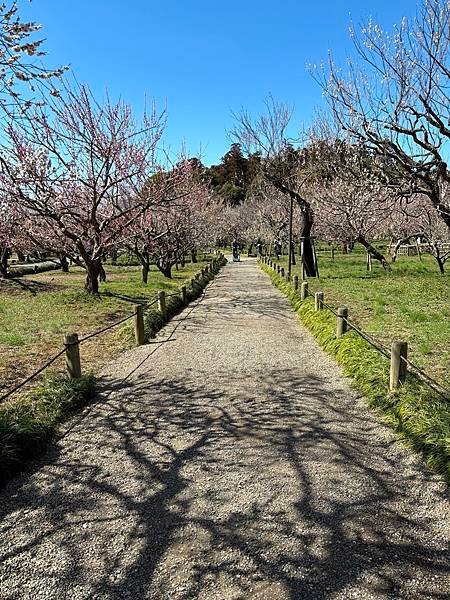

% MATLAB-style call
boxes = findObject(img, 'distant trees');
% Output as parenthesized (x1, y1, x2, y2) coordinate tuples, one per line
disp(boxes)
(129, 160, 213, 281)
(231, 98, 318, 276)
(389, 192, 450, 273)
(302, 131, 394, 268)
(206, 143, 260, 205)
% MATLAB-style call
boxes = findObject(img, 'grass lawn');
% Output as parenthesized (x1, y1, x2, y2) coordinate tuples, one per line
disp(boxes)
(0, 259, 210, 396)
(273, 250, 450, 389)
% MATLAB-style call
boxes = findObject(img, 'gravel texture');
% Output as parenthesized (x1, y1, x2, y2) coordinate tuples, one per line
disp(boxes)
(0, 257, 449, 599)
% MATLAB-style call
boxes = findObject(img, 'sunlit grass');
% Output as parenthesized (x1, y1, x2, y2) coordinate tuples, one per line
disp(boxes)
(262, 262, 450, 483)
(274, 251, 450, 387)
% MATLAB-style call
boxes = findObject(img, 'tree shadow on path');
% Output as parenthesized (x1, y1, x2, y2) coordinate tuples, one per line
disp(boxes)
(0, 368, 448, 599)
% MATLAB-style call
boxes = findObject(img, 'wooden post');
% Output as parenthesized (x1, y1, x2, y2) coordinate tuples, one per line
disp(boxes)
(390, 341, 408, 390)
(277, 265, 281, 274)
(331, 247, 335, 260)
(301, 281, 308, 300)
(294, 275, 299, 290)
(181, 285, 187, 304)
(64, 333, 81, 379)
(134, 304, 145, 346)
(158, 290, 167, 320)
(336, 307, 348, 338)
(315, 291, 324, 311)
(280, 267, 285, 277)
(366, 252, 372, 272)
(415, 238, 422, 261)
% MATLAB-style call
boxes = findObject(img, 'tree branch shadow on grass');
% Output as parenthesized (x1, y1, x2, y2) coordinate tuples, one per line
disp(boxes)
(0, 277, 62, 295)
(0, 368, 448, 599)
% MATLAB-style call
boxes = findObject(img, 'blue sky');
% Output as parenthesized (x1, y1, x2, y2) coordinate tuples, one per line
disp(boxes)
(21, 0, 418, 165)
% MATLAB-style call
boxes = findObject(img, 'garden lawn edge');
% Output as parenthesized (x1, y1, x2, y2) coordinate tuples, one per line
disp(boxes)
(260, 261, 450, 483)
(0, 373, 96, 487)
(0, 256, 227, 487)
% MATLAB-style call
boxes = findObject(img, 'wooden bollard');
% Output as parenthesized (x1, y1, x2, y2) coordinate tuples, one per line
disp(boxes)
(390, 341, 408, 390)
(64, 333, 81, 379)
(280, 267, 285, 277)
(158, 290, 167, 320)
(301, 281, 308, 300)
(134, 304, 145, 345)
(336, 307, 348, 338)
(294, 275, 299, 290)
(181, 285, 187, 304)
(277, 265, 281, 274)
(315, 291, 324, 311)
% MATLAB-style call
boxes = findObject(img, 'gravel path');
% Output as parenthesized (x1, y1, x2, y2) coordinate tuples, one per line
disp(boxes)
(0, 257, 449, 600)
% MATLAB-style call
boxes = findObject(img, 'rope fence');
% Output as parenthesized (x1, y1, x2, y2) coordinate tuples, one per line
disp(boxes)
(262, 256, 450, 401)
(0, 255, 225, 405)
(321, 300, 392, 359)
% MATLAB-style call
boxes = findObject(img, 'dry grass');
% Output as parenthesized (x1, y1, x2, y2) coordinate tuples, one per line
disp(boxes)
(0, 260, 210, 397)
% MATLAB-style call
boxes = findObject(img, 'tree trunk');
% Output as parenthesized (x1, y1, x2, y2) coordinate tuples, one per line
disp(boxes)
(290, 241, 296, 266)
(436, 256, 445, 274)
(157, 262, 172, 278)
(110, 248, 118, 265)
(59, 252, 70, 273)
(430, 244, 446, 274)
(85, 260, 102, 294)
(0, 247, 9, 278)
(16, 250, 25, 262)
(99, 264, 106, 282)
(357, 236, 391, 270)
(300, 207, 317, 277)
(142, 261, 150, 284)
(191, 250, 197, 263)
(267, 178, 317, 277)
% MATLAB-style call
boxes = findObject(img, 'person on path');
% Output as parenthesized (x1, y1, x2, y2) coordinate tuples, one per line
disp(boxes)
(274, 238, 282, 260)
(232, 239, 240, 262)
